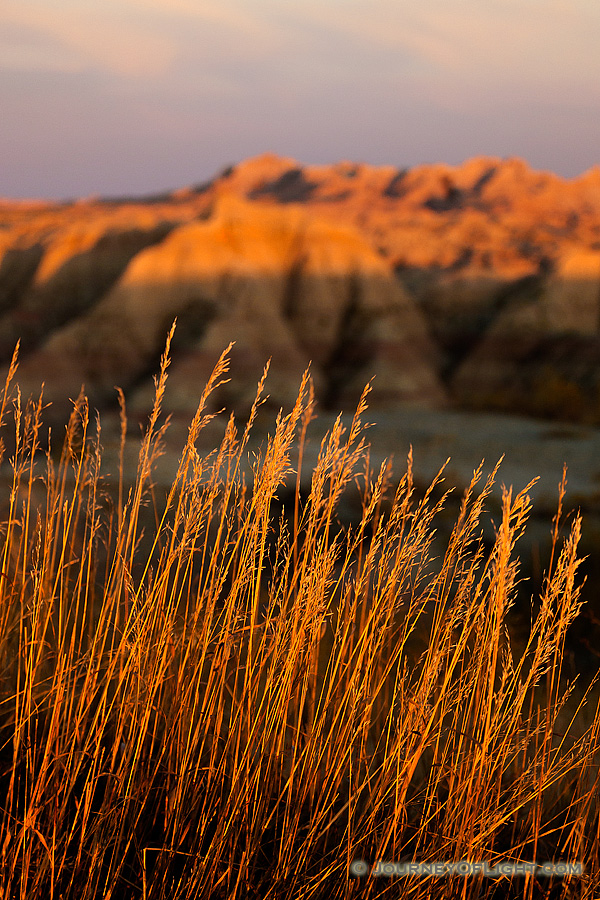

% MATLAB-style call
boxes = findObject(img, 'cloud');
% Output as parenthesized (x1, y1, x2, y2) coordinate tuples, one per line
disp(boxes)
(4, 0, 598, 94)
(0, 23, 86, 74)
(124, 0, 288, 53)
(275, 1, 463, 72)
(1, 1, 176, 78)
(268, 0, 600, 93)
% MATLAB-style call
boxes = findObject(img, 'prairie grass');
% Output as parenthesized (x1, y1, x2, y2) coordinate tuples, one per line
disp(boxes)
(0, 325, 598, 899)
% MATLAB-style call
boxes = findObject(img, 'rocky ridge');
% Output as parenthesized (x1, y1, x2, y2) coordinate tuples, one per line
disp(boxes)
(2, 152, 600, 432)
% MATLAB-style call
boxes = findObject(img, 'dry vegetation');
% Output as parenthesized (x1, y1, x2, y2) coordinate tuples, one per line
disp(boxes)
(0, 325, 598, 899)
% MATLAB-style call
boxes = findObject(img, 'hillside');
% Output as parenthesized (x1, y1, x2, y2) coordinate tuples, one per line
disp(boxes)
(2, 152, 600, 431)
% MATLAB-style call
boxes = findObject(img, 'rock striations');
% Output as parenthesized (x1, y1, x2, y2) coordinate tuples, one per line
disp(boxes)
(3, 152, 600, 429)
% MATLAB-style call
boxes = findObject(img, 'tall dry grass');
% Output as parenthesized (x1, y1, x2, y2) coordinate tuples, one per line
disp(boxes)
(0, 326, 598, 899)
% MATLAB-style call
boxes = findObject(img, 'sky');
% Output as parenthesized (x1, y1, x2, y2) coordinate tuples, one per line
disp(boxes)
(2, 0, 600, 200)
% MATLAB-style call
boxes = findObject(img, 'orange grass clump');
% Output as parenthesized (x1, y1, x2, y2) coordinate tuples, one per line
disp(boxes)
(0, 326, 598, 900)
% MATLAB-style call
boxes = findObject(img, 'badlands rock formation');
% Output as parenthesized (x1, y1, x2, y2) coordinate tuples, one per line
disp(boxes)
(2, 152, 600, 430)
(451, 248, 600, 420)
(3, 194, 444, 432)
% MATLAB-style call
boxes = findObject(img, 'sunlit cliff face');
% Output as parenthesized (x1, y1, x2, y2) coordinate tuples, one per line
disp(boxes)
(2, 152, 600, 432)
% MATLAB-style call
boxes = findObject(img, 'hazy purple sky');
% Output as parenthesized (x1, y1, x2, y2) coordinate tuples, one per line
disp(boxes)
(2, 0, 600, 199)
